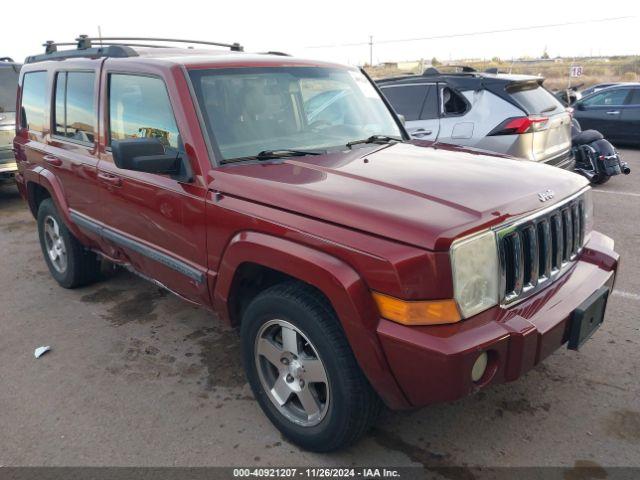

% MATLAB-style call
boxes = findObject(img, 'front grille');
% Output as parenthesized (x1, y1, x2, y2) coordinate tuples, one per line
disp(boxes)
(497, 192, 586, 305)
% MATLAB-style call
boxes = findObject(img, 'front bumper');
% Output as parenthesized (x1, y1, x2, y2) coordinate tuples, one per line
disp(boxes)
(377, 230, 618, 408)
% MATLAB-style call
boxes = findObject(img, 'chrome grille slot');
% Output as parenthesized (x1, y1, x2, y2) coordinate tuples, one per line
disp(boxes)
(497, 193, 587, 306)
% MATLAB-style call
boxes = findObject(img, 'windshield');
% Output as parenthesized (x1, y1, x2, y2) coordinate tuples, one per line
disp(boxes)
(0, 66, 19, 113)
(189, 66, 403, 161)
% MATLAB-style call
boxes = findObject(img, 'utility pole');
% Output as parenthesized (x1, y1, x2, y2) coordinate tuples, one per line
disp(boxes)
(369, 35, 373, 66)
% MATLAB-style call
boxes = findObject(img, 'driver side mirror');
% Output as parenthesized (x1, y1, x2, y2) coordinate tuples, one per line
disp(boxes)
(111, 138, 192, 182)
(575, 102, 585, 111)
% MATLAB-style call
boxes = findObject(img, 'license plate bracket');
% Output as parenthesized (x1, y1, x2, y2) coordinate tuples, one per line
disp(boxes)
(568, 286, 609, 351)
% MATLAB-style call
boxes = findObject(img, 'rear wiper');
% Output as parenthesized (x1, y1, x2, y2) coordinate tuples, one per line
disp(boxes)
(223, 149, 322, 163)
(540, 105, 558, 114)
(346, 135, 402, 148)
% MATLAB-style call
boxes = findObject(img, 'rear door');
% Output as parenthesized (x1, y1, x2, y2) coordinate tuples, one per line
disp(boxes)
(95, 69, 208, 305)
(379, 83, 440, 140)
(574, 87, 632, 139)
(46, 66, 102, 223)
(619, 88, 640, 143)
(507, 82, 571, 163)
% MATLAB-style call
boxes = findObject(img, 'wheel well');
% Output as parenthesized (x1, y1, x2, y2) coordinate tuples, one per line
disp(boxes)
(26, 182, 51, 218)
(227, 263, 328, 326)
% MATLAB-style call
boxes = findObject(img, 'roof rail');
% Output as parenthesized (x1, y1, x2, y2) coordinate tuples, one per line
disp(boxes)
(259, 51, 291, 57)
(423, 65, 480, 77)
(0, 57, 15, 63)
(26, 45, 139, 64)
(25, 34, 244, 64)
(76, 35, 243, 52)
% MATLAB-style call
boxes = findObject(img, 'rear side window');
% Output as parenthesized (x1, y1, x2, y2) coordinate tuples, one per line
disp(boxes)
(20, 71, 47, 132)
(582, 88, 631, 107)
(628, 89, 640, 106)
(507, 83, 564, 115)
(53, 71, 96, 143)
(109, 74, 180, 149)
(442, 87, 468, 116)
(380, 84, 428, 121)
(0, 66, 19, 113)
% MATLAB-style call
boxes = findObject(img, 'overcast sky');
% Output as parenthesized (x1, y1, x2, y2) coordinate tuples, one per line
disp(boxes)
(3, 0, 639, 65)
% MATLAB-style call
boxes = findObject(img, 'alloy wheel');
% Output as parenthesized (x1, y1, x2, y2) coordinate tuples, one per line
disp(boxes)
(255, 319, 330, 427)
(43, 215, 67, 274)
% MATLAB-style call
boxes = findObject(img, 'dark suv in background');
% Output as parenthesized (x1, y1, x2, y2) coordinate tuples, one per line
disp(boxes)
(376, 67, 574, 169)
(0, 57, 20, 182)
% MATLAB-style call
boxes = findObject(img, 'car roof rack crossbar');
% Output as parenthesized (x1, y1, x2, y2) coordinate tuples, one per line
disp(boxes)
(26, 35, 245, 64)
(76, 35, 244, 51)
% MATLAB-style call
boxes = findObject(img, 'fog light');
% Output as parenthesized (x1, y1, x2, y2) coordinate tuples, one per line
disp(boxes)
(471, 352, 488, 383)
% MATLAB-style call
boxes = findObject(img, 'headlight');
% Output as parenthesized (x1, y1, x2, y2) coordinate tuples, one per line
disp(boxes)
(583, 188, 594, 241)
(450, 230, 499, 318)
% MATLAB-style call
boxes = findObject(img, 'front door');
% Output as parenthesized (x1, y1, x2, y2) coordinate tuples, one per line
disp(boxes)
(95, 71, 208, 305)
(575, 87, 632, 139)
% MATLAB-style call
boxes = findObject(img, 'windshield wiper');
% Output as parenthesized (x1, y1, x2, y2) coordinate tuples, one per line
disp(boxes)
(256, 149, 322, 158)
(223, 149, 322, 164)
(346, 135, 402, 148)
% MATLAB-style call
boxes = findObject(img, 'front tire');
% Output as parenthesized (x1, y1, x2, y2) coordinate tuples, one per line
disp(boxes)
(37, 199, 100, 288)
(241, 282, 382, 452)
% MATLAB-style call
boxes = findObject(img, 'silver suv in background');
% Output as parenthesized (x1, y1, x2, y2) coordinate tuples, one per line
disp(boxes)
(0, 57, 20, 182)
(376, 67, 574, 169)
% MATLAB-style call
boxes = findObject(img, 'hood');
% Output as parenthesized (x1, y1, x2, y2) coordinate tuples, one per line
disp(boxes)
(211, 142, 588, 251)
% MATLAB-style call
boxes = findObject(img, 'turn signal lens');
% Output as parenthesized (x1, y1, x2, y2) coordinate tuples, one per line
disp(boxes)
(372, 293, 461, 326)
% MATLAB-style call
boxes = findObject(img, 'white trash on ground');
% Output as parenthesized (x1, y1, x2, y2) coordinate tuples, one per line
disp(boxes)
(34, 346, 51, 358)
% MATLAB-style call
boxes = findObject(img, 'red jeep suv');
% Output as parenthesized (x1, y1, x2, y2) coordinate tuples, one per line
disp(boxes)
(14, 37, 619, 452)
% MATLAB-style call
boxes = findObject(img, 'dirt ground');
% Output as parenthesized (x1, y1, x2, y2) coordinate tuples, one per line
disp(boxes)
(0, 150, 638, 471)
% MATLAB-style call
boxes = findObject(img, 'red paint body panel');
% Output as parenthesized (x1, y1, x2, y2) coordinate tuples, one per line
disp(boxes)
(378, 231, 618, 406)
(13, 50, 619, 411)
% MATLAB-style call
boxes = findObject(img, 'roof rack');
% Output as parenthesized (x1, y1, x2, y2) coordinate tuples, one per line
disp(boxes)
(423, 65, 478, 76)
(259, 51, 291, 57)
(75, 36, 244, 52)
(26, 35, 244, 63)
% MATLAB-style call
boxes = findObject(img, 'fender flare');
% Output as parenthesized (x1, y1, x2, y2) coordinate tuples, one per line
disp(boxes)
(26, 168, 86, 240)
(214, 231, 410, 409)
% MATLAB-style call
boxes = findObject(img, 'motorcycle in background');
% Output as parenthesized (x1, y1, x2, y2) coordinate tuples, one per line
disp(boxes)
(570, 118, 630, 185)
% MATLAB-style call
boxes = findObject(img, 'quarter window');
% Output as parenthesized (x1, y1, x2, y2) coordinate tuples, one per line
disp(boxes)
(53, 71, 96, 143)
(20, 71, 47, 132)
(109, 74, 180, 149)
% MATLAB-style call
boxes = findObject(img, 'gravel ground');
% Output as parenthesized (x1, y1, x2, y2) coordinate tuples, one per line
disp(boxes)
(0, 150, 638, 471)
